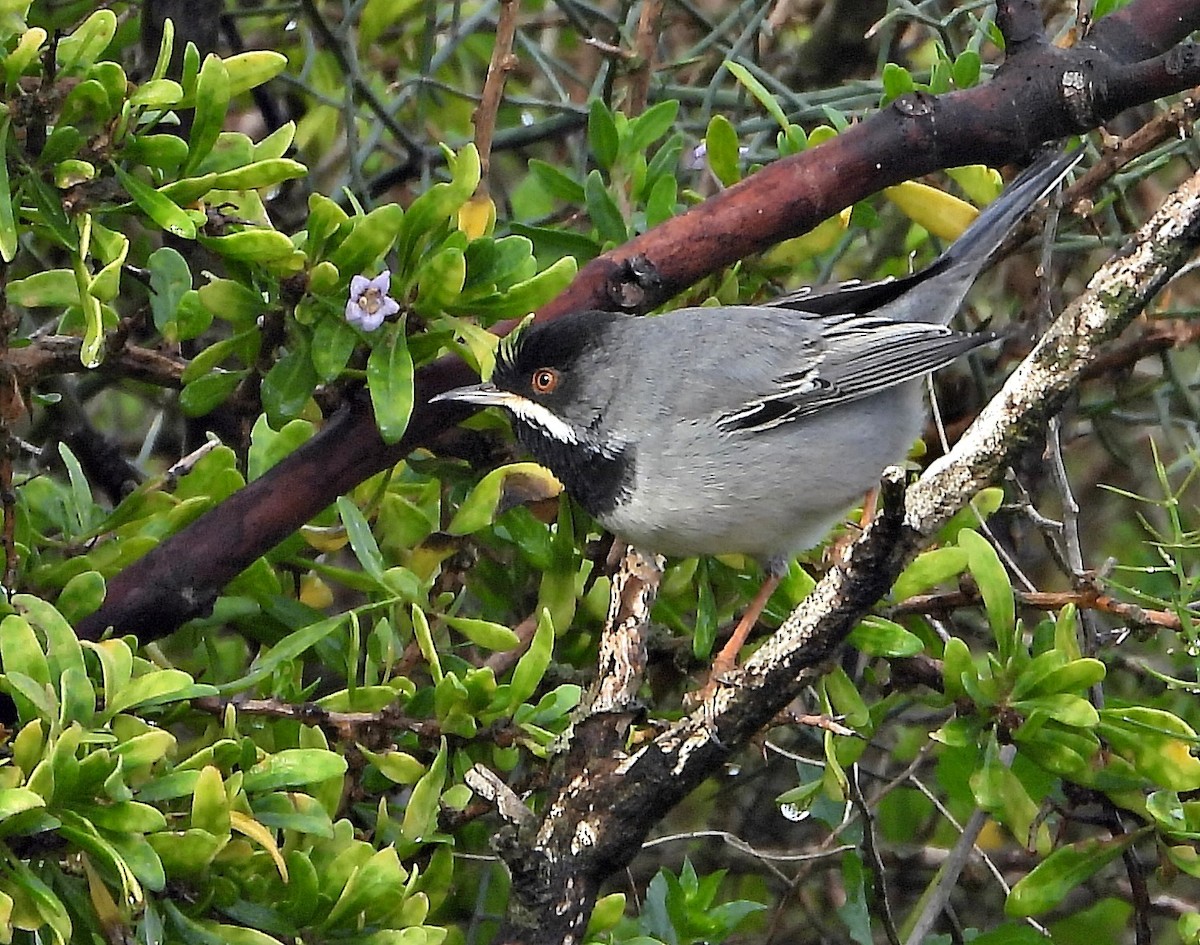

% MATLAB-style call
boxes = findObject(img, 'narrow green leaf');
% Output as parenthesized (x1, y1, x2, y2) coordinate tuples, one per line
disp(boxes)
(112, 164, 196, 239)
(366, 322, 414, 445)
(400, 738, 447, 844)
(509, 608, 553, 709)
(337, 496, 384, 582)
(584, 169, 626, 245)
(725, 60, 789, 129)
(1006, 833, 1139, 916)
(443, 615, 520, 652)
(411, 605, 442, 684)
(185, 55, 231, 174)
(958, 529, 1015, 658)
(587, 99, 619, 170)
(0, 118, 18, 262)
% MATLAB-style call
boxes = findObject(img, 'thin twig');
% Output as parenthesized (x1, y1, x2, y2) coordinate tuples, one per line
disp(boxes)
(473, 0, 522, 190)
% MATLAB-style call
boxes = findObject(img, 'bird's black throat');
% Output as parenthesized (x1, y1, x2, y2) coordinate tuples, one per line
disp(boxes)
(512, 422, 634, 520)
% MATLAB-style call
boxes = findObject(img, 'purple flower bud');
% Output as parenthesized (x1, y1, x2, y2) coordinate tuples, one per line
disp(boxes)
(345, 270, 400, 332)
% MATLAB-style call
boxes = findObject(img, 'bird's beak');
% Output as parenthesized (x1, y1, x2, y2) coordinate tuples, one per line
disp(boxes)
(430, 382, 514, 408)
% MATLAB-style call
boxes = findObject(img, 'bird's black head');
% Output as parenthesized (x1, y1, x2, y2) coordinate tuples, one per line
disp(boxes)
(486, 310, 634, 517)
(492, 310, 625, 417)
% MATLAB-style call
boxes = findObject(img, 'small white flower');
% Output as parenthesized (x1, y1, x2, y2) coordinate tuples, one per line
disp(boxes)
(345, 271, 399, 332)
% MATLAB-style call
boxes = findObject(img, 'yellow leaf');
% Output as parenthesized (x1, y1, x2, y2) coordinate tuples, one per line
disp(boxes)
(229, 810, 288, 882)
(299, 574, 334, 609)
(300, 524, 348, 552)
(884, 180, 978, 241)
(458, 194, 495, 239)
(763, 209, 851, 267)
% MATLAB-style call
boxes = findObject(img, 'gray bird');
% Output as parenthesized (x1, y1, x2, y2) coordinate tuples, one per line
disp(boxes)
(433, 149, 1077, 675)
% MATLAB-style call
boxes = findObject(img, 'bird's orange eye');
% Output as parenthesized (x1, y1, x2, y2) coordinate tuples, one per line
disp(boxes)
(531, 368, 559, 394)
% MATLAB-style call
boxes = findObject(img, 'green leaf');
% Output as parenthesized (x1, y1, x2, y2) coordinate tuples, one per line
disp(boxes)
(261, 345, 318, 426)
(198, 278, 266, 324)
(15, 594, 84, 682)
(8, 270, 78, 307)
(242, 748, 348, 793)
(1015, 693, 1100, 729)
(414, 245, 466, 315)
(105, 668, 205, 716)
(1097, 707, 1200, 790)
(447, 462, 562, 534)
(527, 159, 585, 203)
(461, 256, 577, 320)
(338, 497, 384, 582)
(400, 739, 446, 844)
(56, 9, 116, 73)
(394, 144, 479, 275)
(112, 164, 196, 239)
(881, 62, 916, 102)
(411, 604, 442, 683)
(725, 60, 789, 129)
(953, 49, 982, 89)
(0, 614, 50, 687)
(311, 316, 357, 382)
(180, 370, 244, 416)
(587, 99, 619, 170)
(330, 203, 406, 276)
(190, 765, 230, 836)
(367, 322, 414, 444)
(645, 174, 677, 227)
(509, 608, 553, 709)
(584, 169, 627, 245)
(1006, 833, 1139, 916)
(129, 78, 183, 109)
(362, 749, 425, 785)
(443, 615, 520, 651)
(220, 50, 288, 99)
(200, 229, 297, 263)
(208, 158, 308, 192)
(692, 558, 717, 659)
(185, 55, 231, 174)
(1012, 721, 1099, 779)
(148, 246, 193, 338)
(217, 612, 349, 694)
(848, 616, 923, 657)
(704, 114, 741, 187)
(941, 637, 974, 702)
(959, 529, 1015, 658)
(0, 788, 44, 822)
(54, 568, 104, 628)
(1013, 656, 1105, 701)
(891, 546, 968, 600)
(6, 27, 46, 86)
(625, 100, 679, 156)
(0, 118, 17, 262)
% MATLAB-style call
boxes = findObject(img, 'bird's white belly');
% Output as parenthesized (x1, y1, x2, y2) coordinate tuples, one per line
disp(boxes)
(598, 386, 926, 563)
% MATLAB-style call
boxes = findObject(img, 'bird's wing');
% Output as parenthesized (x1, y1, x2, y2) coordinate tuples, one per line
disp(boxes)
(716, 311, 990, 433)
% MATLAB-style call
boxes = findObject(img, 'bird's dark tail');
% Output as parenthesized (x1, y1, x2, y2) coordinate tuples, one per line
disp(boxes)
(771, 146, 1081, 323)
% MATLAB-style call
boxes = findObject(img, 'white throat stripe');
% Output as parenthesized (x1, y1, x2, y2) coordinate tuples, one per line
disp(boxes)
(499, 394, 580, 445)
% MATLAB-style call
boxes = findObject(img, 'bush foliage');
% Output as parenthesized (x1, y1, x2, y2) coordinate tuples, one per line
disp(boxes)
(0, 1, 1196, 944)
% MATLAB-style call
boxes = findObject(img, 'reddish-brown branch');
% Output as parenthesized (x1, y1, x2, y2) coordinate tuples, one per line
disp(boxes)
(892, 586, 1184, 631)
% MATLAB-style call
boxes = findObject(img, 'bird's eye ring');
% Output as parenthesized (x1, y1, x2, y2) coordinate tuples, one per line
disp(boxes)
(531, 368, 559, 394)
